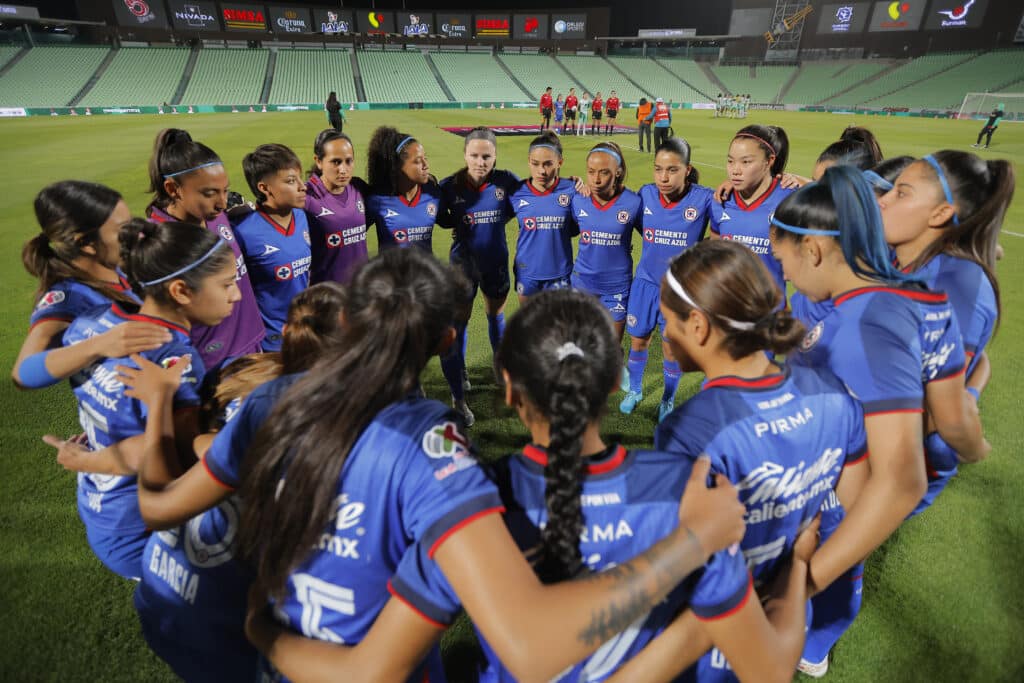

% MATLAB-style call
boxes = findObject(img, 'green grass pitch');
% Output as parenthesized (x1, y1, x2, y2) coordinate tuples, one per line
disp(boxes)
(0, 108, 1021, 681)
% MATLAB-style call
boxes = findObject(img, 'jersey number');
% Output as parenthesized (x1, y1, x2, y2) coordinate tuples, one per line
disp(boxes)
(291, 573, 356, 644)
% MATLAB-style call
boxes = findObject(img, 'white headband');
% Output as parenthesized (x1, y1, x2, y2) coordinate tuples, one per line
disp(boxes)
(664, 269, 756, 332)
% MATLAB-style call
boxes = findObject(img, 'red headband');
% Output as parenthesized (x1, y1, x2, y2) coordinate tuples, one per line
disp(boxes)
(735, 132, 776, 157)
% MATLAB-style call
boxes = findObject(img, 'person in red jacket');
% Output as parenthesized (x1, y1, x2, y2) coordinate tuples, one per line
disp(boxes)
(591, 92, 603, 135)
(539, 87, 553, 131)
(563, 88, 579, 135)
(604, 90, 620, 135)
(646, 97, 672, 151)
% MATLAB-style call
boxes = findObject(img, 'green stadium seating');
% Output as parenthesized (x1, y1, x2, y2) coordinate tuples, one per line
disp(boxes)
(826, 52, 976, 107)
(179, 48, 268, 106)
(0, 46, 109, 107)
(357, 50, 449, 103)
(0, 45, 23, 70)
(429, 52, 527, 102)
(496, 54, 563, 100)
(870, 50, 1024, 110)
(782, 61, 890, 105)
(78, 47, 189, 107)
(268, 49, 357, 105)
(555, 55, 645, 103)
(653, 58, 719, 101)
(607, 56, 709, 104)
(711, 64, 796, 104)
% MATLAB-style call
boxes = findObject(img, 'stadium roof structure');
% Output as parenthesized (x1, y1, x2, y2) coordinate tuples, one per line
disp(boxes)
(595, 34, 743, 44)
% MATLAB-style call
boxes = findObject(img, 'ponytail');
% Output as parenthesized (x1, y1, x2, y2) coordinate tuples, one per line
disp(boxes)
(148, 128, 222, 208)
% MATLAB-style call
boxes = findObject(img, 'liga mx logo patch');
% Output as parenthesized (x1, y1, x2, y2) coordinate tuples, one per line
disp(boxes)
(422, 421, 476, 481)
(617, 210, 630, 225)
(35, 290, 66, 310)
(160, 355, 195, 381)
(800, 321, 824, 352)
(684, 207, 698, 221)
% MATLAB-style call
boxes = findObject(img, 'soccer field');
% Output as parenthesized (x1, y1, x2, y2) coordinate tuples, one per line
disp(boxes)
(0, 108, 1021, 681)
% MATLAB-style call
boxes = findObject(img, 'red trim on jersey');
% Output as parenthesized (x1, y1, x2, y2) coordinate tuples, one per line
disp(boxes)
(386, 580, 447, 630)
(527, 180, 558, 196)
(845, 449, 870, 467)
(201, 456, 236, 490)
(659, 192, 680, 209)
(696, 574, 753, 622)
(928, 366, 967, 383)
(146, 205, 174, 223)
(522, 444, 629, 475)
(399, 185, 423, 208)
(703, 373, 786, 391)
(111, 304, 189, 335)
(29, 315, 74, 330)
(735, 176, 780, 212)
(427, 506, 505, 558)
(257, 209, 295, 237)
(863, 408, 924, 417)
(591, 192, 622, 212)
(833, 286, 949, 307)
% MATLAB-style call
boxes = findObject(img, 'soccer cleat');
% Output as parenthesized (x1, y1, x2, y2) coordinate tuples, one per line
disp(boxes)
(462, 369, 472, 392)
(658, 399, 675, 423)
(983, 145, 989, 148)
(797, 656, 829, 678)
(453, 397, 475, 427)
(971, 143, 980, 148)
(619, 390, 643, 414)
(620, 366, 631, 392)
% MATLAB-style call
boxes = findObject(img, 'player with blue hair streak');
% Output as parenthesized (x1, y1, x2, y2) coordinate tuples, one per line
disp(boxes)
(61, 218, 240, 579)
(622, 137, 714, 421)
(769, 165, 990, 677)
(880, 150, 1010, 515)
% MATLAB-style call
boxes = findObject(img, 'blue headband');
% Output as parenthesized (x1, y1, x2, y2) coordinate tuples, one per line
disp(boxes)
(770, 215, 840, 237)
(162, 161, 222, 179)
(138, 240, 227, 287)
(588, 146, 622, 165)
(862, 170, 893, 192)
(529, 143, 561, 155)
(396, 136, 414, 154)
(922, 155, 959, 226)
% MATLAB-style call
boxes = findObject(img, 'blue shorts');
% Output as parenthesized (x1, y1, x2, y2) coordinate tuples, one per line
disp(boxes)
(85, 525, 148, 580)
(626, 277, 665, 337)
(515, 270, 571, 297)
(909, 431, 959, 518)
(451, 244, 510, 300)
(571, 273, 630, 322)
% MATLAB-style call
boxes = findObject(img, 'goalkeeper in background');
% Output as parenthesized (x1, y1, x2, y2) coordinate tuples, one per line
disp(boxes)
(972, 102, 1004, 149)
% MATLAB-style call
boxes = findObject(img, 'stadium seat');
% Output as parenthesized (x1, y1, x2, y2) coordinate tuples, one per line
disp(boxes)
(653, 58, 721, 101)
(268, 49, 357, 105)
(556, 55, 645, 103)
(783, 61, 890, 106)
(496, 53, 566, 100)
(0, 46, 110, 107)
(356, 50, 449, 103)
(430, 52, 527, 102)
(869, 50, 1024, 110)
(826, 52, 978, 107)
(712, 65, 796, 104)
(607, 56, 707, 104)
(78, 48, 190, 108)
(0, 45, 23, 70)
(179, 48, 269, 106)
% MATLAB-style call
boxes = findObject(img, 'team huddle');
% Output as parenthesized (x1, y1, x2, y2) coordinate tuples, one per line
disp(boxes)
(14, 117, 1010, 681)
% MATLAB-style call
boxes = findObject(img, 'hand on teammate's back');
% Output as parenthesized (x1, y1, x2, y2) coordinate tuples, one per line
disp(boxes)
(96, 321, 171, 358)
(677, 456, 746, 558)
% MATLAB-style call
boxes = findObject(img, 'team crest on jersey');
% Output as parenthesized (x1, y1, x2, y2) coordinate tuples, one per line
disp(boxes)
(617, 210, 630, 224)
(523, 217, 538, 231)
(385, 209, 400, 218)
(218, 225, 234, 241)
(303, 230, 311, 246)
(684, 207, 698, 221)
(558, 194, 570, 207)
(494, 187, 505, 201)
(627, 314, 638, 327)
(643, 228, 655, 242)
(463, 213, 475, 226)
(427, 203, 437, 217)
(422, 421, 476, 480)
(356, 199, 365, 213)
(580, 231, 592, 244)
(35, 290, 66, 310)
(327, 233, 342, 248)
(275, 265, 293, 280)
(394, 229, 409, 242)
(160, 355, 194, 377)
(800, 321, 824, 352)
(518, 199, 530, 208)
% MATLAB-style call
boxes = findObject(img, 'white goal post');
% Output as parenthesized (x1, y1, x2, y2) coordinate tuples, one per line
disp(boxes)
(957, 92, 1024, 121)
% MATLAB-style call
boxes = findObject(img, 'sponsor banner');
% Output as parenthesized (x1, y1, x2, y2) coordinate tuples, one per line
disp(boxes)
(221, 3, 266, 32)
(638, 28, 697, 38)
(475, 14, 510, 38)
(168, 1, 220, 31)
(442, 124, 636, 137)
(0, 107, 26, 117)
(816, 3, 871, 33)
(437, 13, 471, 38)
(112, 0, 169, 29)
(924, 0, 988, 29)
(0, 4, 38, 20)
(691, 102, 717, 110)
(551, 13, 587, 39)
(358, 10, 395, 35)
(398, 12, 433, 37)
(268, 6, 312, 34)
(514, 13, 549, 39)
(868, 1, 926, 31)
(313, 8, 353, 35)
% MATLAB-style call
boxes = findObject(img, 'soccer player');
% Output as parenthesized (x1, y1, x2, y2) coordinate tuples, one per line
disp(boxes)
(636, 98, 653, 152)
(563, 87, 578, 135)
(570, 141, 641, 340)
(232, 144, 311, 352)
(880, 151, 1010, 515)
(364, 126, 443, 251)
(237, 248, 747, 682)
(61, 218, 239, 579)
(646, 97, 673, 153)
(305, 130, 368, 286)
(510, 131, 578, 304)
(146, 128, 264, 369)
(591, 91, 603, 134)
(554, 93, 565, 131)
(325, 91, 344, 132)
(604, 90, 620, 134)
(709, 125, 794, 300)
(14, 181, 168, 391)
(972, 102, 1004, 148)
(576, 91, 591, 136)
(622, 138, 713, 420)
(118, 283, 346, 683)
(770, 166, 989, 676)
(539, 86, 553, 131)
(715, 93, 723, 118)
(437, 127, 519, 425)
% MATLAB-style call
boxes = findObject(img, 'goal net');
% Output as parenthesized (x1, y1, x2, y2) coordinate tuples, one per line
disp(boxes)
(957, 92, 1024, 121)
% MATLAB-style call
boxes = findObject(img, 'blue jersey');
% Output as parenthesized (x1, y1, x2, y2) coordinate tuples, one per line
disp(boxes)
(571, 189, 642, 291)
(438, 170, 518, 273)
(710, 178, 793, 296)
(28, 273, 137, 330)
(64, 305, 204, 537)
(232, 209, 312, 352)
(511, 178, 578, 281)
(365, 181, 443, 251)
(635, 183, 714, 285)
(789, 292, 834, 329)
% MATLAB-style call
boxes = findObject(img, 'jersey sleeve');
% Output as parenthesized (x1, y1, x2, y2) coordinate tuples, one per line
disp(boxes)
(388, 542, 462, 628)
(843, 395, 869, 467)
(935, 262, 996, 356)
(151, 342, 205, 408)
(398, 415, 504, 557)
(925, 310, 966, 383)
(30, 284, 94, 328)
(202, 379, 285, 488)
(690, 551, 753, 621)
(847, 310, 925, 415)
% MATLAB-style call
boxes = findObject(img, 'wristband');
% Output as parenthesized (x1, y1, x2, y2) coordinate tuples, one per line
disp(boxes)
(17, 351, 59, 389)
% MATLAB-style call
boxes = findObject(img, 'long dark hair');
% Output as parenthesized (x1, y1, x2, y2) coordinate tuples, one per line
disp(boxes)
(148, 128, 222, 209)
(326, 91, 339, 107)
(733, 124, 789, 177)
(496, 290, 621, 583)
(817, 126, 884, 170)
(309, 128, 353, 178)
(661, 240, 805, 359)
(366, 125, 418, 195)
(903, 150, 1011, 322)
(23, 180, 135, 304)
(655, 137, 700, 185)
(237, 248, 459, 600)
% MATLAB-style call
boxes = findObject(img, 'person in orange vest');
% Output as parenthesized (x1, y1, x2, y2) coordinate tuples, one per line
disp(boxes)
(646, 97, 672, 151)
(636, 98, 653, 153)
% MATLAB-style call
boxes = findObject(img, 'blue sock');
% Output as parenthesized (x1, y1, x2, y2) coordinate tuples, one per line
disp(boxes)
(460, 325, 468, 359)
(487, 312, 505, 351)
(627, 350, 648, 393)
(441, 325, 467, 401)
(662, 361, 681, 401)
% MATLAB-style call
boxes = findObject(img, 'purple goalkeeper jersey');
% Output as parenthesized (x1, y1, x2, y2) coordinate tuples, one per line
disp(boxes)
(305, 175, 369, 285)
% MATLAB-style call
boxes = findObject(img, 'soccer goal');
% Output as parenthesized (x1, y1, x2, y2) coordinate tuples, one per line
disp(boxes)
(957, 92, 1024, 121)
